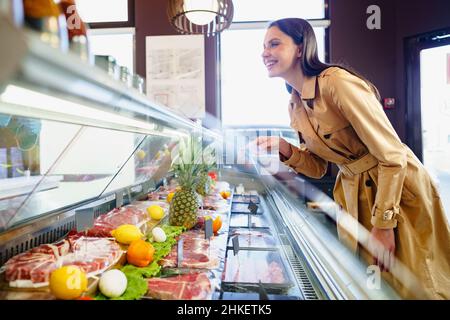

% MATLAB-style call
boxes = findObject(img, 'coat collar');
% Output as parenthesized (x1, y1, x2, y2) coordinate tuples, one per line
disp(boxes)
(300, 74, 317, 100)
(289, 74, 317, 102)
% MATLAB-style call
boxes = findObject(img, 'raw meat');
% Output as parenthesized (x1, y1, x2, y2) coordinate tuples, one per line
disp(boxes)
(3, 236, 122, 288)
(228, 229, 276, 248)
(159, 230, 220, 269)
(223, 250, 290, 285)
(147, 272, 212, 300)
(83, 205, 148, 237)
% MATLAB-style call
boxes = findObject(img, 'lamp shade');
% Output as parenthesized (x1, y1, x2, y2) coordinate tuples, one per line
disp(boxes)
(168, 0, 234, 37)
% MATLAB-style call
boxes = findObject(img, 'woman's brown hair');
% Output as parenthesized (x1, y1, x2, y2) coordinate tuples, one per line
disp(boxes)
(269, 18, 381, 100)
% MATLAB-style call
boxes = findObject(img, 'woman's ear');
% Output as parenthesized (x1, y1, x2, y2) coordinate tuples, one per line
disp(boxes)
(297, 45, 302, 58)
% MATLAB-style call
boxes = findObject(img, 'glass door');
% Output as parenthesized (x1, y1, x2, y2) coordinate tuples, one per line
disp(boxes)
(420, 44, 450, 220)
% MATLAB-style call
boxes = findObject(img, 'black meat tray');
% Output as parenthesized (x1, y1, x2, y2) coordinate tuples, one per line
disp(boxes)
(221, 292, 301, 300)
(227, 228, 277, 250)
(229, 214, 269, 229)
(232, 194, 260, 204)
(222, 249, 294, 294)
(231, 202, 264, 214)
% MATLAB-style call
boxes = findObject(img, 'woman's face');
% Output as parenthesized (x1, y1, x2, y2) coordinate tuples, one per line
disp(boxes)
(262, 26, 301, 79)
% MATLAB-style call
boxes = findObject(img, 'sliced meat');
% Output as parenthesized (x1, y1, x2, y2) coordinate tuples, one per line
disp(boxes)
(147, 272, 212, 300)
(3, 237, 122, 287)
(159, 230, 219, 269)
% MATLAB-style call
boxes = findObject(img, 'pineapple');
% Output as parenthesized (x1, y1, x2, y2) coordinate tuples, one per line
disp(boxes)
(196, 172, 212, 196)
(169, 137, 203, 229)
(195, 143, 217, 197)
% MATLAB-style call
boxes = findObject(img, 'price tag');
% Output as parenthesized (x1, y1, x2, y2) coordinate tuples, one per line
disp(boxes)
(248, 201, 258, 215)
(232, 235, 240, 256)
(258, 281, 269, 300)
(177, 238, 184, 268)
(75, 208, 94, 233)
(115, 191, 123, 208)
(205, 218, 213, 239)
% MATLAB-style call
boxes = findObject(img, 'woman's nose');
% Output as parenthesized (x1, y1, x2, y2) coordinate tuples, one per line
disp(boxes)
(261, 48, 269, 59)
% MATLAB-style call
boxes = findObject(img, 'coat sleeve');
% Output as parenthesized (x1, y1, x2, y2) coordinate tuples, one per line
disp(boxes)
(324, 69, 406, 229)
(280, 143, 328, 179)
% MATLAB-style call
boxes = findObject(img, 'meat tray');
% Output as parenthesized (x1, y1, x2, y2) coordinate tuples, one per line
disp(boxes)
(227, 228, 277, 250)
(229, 214, 269, 229)
(222, 249, 294, 293)
(221, 292, 301, 300)
(232, 194, 260, 204)
(231, 202, 264, 214)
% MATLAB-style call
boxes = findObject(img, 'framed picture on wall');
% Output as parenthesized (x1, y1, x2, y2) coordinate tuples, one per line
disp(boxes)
(145, 34, 205, 119)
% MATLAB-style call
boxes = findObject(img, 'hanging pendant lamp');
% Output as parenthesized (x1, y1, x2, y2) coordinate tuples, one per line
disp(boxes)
(167, 0, 234, 37)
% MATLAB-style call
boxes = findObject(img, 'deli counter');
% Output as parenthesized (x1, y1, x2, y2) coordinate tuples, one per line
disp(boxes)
(0, 17, 401, 300)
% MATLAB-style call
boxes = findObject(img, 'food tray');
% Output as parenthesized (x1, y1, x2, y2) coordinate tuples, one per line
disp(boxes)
(232, 194, 260, 204)
(222, 249, 293, 292)
(221, 292, 301, 300)
(231, 202, 264, 214)
(229, 214, 269, 229)
(227, 228, 277, 249)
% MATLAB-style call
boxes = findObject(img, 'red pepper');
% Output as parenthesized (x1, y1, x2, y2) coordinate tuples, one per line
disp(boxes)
(208, 171, 217, 181)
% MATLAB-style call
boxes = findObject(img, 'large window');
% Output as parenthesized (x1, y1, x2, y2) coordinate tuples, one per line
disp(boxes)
(77, 0, 130, 24)
(220, 0, 328, 127)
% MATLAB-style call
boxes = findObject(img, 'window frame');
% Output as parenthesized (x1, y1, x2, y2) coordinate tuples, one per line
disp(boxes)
(86, 0, 135, 29)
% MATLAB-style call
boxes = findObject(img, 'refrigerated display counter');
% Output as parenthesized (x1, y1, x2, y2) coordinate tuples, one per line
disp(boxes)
(0, 17, 402, 300)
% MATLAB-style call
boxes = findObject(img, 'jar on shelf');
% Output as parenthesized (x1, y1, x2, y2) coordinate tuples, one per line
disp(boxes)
(22, 0, 69, 52)
(94, 55, 119, 79)
(132, 74, 145, 94)
(119, 66, 132, 88)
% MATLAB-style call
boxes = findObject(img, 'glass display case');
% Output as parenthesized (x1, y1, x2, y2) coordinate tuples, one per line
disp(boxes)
(0, 15, 413, 300)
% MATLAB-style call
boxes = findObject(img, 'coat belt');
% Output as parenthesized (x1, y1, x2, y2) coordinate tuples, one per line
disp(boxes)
(337, 153, 378, 176)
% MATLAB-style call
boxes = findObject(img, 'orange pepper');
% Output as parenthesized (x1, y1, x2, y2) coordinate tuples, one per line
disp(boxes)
(212, 216, 222, 234)
(127, 239, 155, 267)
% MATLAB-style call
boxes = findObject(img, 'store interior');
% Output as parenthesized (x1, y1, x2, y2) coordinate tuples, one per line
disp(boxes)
(0, 0, 449, 301)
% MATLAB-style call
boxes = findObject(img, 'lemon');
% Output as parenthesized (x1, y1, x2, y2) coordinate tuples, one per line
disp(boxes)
(136, 150, 146, 160)
(49, 266, 88, 300)
(166, 192, 175, 203)
(147, 205, 165, 220)
(111, 224, 143, 244)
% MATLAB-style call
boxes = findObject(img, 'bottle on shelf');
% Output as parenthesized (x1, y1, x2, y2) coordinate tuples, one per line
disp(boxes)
(58, 0, 92, 64)
(22, 0, 69, 52)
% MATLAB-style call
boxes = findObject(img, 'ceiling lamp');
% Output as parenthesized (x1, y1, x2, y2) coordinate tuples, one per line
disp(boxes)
(168, 0, 234, 37)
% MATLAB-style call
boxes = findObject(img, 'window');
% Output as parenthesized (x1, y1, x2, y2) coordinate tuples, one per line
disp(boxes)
(220, 0, 328, 127)
(77, 0, 130, 23)
(233, 0, 326, 22)
(75, 0, 135, 73)
(87, 28, 135, 73)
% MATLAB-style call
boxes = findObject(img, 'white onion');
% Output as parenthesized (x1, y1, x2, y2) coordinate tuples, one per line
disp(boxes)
(99, 269, 127, 298)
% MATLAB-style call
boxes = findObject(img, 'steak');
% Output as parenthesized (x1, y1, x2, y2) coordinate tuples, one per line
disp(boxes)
(3, 236, 122, 288)
(80, 205, 148, 237)
(159, 230, 219, 269)
(147, 272, 212, 300)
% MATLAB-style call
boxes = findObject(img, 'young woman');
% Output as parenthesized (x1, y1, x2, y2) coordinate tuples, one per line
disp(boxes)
(256, 18, 450, 299)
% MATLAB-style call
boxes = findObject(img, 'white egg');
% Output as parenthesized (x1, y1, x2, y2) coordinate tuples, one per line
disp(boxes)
(152, 227, 167, 243)
(99, 269, 127, 298)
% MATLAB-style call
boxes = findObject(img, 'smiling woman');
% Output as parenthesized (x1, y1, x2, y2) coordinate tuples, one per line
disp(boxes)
(220, 1, 327, 127)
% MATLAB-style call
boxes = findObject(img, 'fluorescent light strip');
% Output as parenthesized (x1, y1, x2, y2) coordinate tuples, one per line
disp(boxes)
(0, 85, 172, 135)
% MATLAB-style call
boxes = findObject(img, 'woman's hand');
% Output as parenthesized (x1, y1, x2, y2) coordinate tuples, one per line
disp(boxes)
(368, 227, 396, 272)
(251, 136, 292, 158)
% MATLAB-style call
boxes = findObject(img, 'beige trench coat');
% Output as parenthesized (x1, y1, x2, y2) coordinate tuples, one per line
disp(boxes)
(281, 66, 450, 299)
